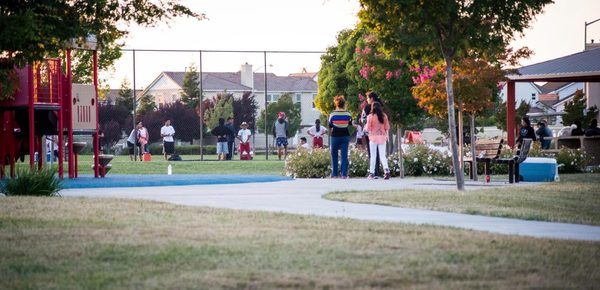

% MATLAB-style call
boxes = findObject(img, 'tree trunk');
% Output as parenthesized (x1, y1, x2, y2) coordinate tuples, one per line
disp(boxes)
(457, 102, 463, 170)
(470, 112, 477, 181)
(397, 125, 405, 178)
(444, 57, 465, 191)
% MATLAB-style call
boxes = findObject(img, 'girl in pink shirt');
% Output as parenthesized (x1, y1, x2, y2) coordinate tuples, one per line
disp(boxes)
(364, 102, 391, 179)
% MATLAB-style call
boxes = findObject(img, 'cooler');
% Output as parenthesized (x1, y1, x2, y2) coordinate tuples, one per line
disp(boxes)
(518, 157, 557, 182)
(143, 152, 152, 162)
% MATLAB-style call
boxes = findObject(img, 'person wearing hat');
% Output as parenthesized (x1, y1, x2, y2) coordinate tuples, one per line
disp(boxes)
(237, 121, 252, 160)
(272, 111, 289, 160)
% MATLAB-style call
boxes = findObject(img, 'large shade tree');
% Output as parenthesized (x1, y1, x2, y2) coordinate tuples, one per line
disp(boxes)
(0, 0, 204, 99)
(358, 0, 553, 190)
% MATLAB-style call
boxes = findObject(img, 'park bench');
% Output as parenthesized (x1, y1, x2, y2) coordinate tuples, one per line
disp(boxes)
(464, 138, 504, 180)
(494, 138, 532, 184)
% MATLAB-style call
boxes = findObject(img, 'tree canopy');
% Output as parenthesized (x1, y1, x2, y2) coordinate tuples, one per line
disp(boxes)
(0, 0, 204, 98)
(358, 0, 552, 190)
(256, 93, 301, 137)
(181, 64, 201, 109)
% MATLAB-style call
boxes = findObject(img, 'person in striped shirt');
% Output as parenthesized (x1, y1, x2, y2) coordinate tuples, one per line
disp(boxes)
(328, 95, 353, 178)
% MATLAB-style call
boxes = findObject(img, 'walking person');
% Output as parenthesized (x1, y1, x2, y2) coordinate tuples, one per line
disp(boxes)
(361, 91, 382, 177)
(364, 102, 391, 180)
(161, 119, 176, 160)
(272, 112, 289, 160)
(328, 95, 353, 179)
(225, 117, 235, 160)
(212, 118, 232, 161)
(307, 119, 327, 148)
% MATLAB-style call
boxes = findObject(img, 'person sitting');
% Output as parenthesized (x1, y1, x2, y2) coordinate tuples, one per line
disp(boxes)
(585, 119, 600, 137)
(299, 137, 311, 150)
(571, 120, 584, 136)
(536, 120, 553, 149)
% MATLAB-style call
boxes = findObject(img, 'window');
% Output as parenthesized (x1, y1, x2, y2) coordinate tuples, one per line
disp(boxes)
(295, 93, 302, 104)
(266, 93, 280, 103)
(172, 94, 177, 102)
(312, 94, 317, 108)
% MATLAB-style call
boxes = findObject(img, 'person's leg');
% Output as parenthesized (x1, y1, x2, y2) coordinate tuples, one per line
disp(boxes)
(369, 141, 377, 175)
(164, 142, 167, 160)
(374, 144, 381, 176)
(340, 136, 350, 178)
(377, 142, 390, 172)
(330, 136, 340, 177)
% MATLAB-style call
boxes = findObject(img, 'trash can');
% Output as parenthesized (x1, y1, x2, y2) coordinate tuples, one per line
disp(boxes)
(519, 157, 558, 182)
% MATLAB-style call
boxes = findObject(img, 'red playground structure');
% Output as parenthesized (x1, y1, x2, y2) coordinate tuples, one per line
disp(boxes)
(0, 48, 104, 179)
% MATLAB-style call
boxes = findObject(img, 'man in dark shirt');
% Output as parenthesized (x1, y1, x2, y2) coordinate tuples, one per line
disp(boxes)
(212, 118, 233, 161)
(225, 117, 235, 160)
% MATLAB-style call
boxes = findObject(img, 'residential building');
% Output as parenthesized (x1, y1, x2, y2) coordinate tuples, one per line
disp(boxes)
(140, 63, 321, 128)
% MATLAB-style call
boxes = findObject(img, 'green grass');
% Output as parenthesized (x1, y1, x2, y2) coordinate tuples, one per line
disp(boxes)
(0, 197, 598, 289)
(325, 173, 600, 226)
(24, 155, 286, 175)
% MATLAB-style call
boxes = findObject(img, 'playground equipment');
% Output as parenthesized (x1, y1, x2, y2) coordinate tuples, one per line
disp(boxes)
(0, 46, 109, 179)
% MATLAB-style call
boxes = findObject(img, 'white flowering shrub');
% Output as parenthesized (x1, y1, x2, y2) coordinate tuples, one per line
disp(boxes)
(556, 147, 586, 173)
(403, 144, 452, 176)
(285, 148, 331, 178)
(348, 149, 369, 177)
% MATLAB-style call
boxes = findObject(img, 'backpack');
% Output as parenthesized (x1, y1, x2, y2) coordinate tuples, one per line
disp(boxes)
(168, 154, 182, 161)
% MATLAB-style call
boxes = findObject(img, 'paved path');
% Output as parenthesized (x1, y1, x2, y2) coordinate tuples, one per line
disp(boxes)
(61, 178, 600, 241)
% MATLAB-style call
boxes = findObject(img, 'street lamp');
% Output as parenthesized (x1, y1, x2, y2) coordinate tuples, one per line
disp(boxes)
(585, 18, 600, 49)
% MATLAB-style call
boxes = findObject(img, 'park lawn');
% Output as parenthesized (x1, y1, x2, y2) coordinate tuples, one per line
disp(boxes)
(0, 197, 598, 289)
(325, 173, 600, 226)
(26, 155, 286, 175)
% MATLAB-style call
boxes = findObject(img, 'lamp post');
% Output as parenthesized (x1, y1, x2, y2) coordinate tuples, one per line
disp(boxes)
(585, 18, 600, 49)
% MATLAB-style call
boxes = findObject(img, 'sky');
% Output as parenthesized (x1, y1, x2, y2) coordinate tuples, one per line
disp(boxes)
(105, 0, 600, 89)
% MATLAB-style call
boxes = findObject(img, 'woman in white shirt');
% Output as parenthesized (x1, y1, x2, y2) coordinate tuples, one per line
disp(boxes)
(307, 119, 327, 148)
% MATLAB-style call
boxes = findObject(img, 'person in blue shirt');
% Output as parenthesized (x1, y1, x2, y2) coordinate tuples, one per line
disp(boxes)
(536, 120, 553, 149)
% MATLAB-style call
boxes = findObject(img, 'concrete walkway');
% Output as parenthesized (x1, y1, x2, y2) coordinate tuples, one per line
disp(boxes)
(61, 178, 600, 241)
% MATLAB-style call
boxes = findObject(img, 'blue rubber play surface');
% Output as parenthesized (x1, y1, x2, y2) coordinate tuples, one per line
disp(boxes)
(61, 174, 291, 189)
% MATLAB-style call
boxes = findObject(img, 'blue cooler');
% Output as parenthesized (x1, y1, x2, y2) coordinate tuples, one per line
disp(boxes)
(519, 157, 558, 182)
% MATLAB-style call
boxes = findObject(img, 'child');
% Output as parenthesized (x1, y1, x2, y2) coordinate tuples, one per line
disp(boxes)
(307, 119, 327, 148)
(355, 120, 365, 151)
(299, 137, 311, 150)
(237, 122, 252, 160)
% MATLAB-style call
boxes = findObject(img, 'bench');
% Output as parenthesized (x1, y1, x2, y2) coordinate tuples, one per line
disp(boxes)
(464, 138, 503, 180)
(494, 138, 532, 184)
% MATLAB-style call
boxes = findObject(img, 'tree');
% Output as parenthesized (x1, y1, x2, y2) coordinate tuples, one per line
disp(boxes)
(316, 29, 363, 117)
(0, 0, 205, 100)
(205, 92, 233, 130)
(562, 90, 599, 128)
(137, 93, 156, 115)
(358, 0, 552, 190)
(257, 94, 301, 137)
(181, 64, 201, 109)
(233, 91, 259, 132)
(116, 78, 134, 112)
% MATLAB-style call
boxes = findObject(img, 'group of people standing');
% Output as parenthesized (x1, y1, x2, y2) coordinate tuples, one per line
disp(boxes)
(327, 91, 391, 180)
(212, 117, 252, 161)
(127, 119, 176, 161)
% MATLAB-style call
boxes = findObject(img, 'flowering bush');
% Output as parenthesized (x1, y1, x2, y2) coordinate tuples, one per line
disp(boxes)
(556, 147, 586, 173)
(284, 148, 331, 178)
(348, 149, 369, 177)
(402, 144, 452, 176)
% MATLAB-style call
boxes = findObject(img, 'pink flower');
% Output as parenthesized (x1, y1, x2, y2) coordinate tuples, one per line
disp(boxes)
(394, 69, 402, 78)
(358, 93, 365, 102)
(399, 60, 405, 67)
(363, 47, 372, 54)
(412, 76, 420, 84)
(355, 47, 361, 54)
(370, 66, 376, 72)
(385, 71, 393, 80)
(360, 66, 369, 80)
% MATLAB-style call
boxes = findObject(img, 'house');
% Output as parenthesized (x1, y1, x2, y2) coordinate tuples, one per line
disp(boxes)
(526, 82, 584, 125)
(140, 63, 321, 128)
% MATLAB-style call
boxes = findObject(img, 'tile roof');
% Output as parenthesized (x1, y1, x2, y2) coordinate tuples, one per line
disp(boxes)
(162, 71, 317, 92)
(508, 47, 600, 82)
